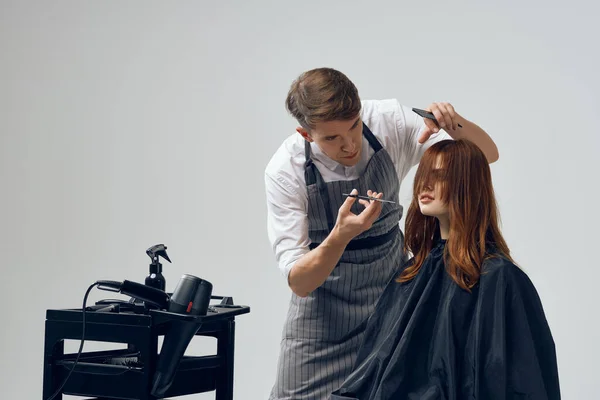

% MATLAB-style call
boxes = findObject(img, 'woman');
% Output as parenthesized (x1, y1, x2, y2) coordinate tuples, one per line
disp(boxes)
(330, 139, 560, 399)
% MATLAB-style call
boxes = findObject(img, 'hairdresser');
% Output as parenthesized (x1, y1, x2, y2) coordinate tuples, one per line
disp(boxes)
(264, 67, 499, 399)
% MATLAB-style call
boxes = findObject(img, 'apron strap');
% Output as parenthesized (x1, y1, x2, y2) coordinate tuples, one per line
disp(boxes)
(361, 122, 383, 152)
(304, 140, 317, 186)
(305, 140, 335, 230)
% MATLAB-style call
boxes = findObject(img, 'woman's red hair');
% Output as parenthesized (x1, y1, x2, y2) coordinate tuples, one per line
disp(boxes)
(397, 139, 513, 291)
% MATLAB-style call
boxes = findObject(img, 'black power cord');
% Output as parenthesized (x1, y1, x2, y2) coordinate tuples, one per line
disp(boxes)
(45, 282, 98, 400)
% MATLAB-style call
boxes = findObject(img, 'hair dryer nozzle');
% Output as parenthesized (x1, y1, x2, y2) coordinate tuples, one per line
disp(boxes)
(96, 280, 123, 292)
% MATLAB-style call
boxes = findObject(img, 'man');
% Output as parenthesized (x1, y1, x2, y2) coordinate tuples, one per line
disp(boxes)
(264, 67, 498, 399)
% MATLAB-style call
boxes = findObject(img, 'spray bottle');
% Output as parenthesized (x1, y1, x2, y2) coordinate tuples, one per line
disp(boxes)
(145, 244, 171, 291)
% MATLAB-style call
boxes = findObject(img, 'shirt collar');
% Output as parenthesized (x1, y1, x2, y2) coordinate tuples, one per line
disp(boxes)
(310, 142, 344, 174)
(310, 137, 370, 178)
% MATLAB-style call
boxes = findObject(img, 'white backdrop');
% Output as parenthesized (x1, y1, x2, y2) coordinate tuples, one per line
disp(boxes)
(1, 1, 598, 398)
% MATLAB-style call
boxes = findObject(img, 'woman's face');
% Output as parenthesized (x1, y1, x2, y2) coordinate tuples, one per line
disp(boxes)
(418, 157, 449, 218)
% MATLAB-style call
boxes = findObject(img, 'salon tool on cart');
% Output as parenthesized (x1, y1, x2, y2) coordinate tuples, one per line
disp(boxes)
(42, 244, 250, 400)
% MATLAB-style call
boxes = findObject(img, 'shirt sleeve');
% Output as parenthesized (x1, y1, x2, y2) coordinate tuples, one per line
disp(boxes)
(392, 101, 453, 181)
(265, 168, 310, 282)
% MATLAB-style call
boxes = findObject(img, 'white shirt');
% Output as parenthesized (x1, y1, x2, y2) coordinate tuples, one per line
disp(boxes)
(264, 99, 452, 280)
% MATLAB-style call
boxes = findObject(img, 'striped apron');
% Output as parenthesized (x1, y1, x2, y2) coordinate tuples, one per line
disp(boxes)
(269, 123, 406, 399)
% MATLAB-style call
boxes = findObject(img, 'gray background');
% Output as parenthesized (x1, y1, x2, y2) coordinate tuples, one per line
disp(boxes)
(1, 0, 598, 398)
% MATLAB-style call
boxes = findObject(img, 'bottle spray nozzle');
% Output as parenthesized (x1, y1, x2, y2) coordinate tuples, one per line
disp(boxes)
(146, 244, 172, 264)
(145, 244, 170, 292)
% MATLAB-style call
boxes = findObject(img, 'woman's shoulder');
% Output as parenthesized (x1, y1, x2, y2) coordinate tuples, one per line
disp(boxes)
(480, 253, 536, 292)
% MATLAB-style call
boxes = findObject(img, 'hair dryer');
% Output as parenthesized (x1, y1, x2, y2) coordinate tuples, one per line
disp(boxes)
(151, 274, 213, 397)
(97, 274, 213, 397)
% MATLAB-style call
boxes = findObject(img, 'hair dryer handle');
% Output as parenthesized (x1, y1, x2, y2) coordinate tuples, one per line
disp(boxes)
(151, 320, 202, 397)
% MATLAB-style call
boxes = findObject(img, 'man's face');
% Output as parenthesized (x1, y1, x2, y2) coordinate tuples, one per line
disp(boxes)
(297, 116, 363, 167)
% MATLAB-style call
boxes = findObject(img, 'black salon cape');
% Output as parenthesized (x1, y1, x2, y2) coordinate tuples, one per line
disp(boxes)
(330, 240, 560, 400)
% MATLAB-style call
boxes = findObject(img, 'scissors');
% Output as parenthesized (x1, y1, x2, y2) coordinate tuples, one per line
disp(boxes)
(342, 193, 396, 204)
